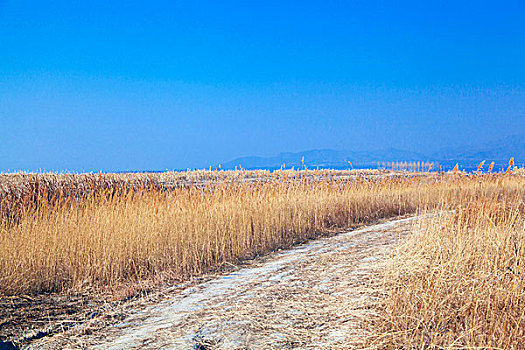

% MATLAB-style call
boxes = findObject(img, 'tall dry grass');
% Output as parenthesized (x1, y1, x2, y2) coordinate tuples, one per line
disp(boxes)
(2, 170, 446, 296)
(372, 174, 525, 348)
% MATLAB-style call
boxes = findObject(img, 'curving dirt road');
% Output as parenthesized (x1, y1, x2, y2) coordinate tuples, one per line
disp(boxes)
(26, 216, 420, 350)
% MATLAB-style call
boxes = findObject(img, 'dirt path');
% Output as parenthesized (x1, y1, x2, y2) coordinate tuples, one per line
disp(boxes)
(26, 216, 421, 350)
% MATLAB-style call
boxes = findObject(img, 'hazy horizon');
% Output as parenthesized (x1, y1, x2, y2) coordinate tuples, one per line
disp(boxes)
(1, 1, 524, 172)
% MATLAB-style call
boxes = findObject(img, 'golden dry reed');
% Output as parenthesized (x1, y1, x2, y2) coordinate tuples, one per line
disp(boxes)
(372, 173, 525, 349)
(1, 170, 452, 296)
(477, 160, 485, 171)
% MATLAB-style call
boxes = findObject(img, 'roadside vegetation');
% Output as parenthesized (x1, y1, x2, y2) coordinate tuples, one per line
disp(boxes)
(372, 171, 525, 348)
(1, 169, 436, 295)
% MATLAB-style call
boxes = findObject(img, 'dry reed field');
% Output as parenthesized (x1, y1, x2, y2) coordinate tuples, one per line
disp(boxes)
(1, 169, 435, 296)
(1, 168, 524, 349)
(371, 172, 525, 349)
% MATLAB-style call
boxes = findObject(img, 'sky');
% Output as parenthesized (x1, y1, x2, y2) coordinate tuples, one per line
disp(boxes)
(1, 0, 524, 172)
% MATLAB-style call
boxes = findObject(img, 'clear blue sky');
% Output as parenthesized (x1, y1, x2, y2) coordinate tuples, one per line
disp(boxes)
(1, 0, 524, 171)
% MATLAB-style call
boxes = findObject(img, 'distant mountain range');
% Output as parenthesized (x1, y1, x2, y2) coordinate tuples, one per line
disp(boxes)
(432, 134, 525, 163)
(219, 134, 524, 171)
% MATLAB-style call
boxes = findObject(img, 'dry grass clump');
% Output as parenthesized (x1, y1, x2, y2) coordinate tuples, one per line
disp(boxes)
(2, 170, 438, 296)
(372, 174, 525, 348)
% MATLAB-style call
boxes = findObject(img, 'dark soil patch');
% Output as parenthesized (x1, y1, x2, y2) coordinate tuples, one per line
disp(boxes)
(0, 293, 108, 347)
